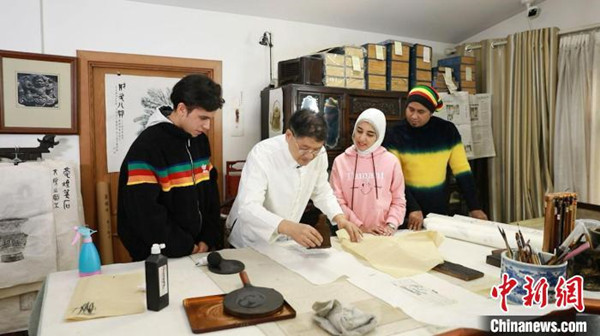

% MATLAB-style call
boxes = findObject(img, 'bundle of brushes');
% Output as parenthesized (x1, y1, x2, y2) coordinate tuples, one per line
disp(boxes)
(497, 225, 591, 266)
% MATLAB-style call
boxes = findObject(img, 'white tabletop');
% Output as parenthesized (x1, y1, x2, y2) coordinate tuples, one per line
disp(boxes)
(38, 236, 568, 335)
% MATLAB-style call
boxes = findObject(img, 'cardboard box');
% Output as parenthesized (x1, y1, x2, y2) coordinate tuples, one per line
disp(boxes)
(387, 77, 409, 92)
(365, 59, 386, 75)
(324, 65, 364, 78)
(328, 45, 365, 58)
(416, 69, 432, 82)
(366, 74, 386, 90)
(384, 40, 411, 62)
(322, 53, 352, 67)
(415, 80, 433, 87)
(388, 61, 410, 77)
(363, 44, 386, 61)
(411, 44, 432, 70)
(437, 56, 478, 93)
(463, 87, 476, 94)
(346, 77, 365, 89)
(324, 76, 346, 88)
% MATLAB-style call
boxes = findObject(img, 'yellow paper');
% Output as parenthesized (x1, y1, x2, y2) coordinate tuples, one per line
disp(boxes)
(65, 272, 145, 321)
(337, 230, 444, 278)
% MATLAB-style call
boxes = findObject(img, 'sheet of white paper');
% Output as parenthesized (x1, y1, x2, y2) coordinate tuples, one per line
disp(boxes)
(349, 271, 562, 330)
(438, 92, 470, 124)
(39, 160, 84, 271)
(442, 69, 458, 93)
(0, 164, 56, 288)
(40, 257, 241, 336)
(394, 41, 403, 56)
(352, 56, 361, 71)
(424, 214, 544, 251)
(438, 92, 496, 160)
(468, 94, 496, 158)
(423, 47, 431, 63)
(375, 45, 384, 60)
(252, 240, 378, 285)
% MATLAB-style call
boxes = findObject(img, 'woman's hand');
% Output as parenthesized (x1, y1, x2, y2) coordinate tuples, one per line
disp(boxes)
(334, 215, 363, 242)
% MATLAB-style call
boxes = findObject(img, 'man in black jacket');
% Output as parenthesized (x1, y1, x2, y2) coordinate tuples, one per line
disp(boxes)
(118, 74, 224, 261)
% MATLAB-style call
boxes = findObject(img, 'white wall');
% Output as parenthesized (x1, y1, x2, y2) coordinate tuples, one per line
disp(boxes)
(462, 0, 600, 43)
(1, 0, 453, 168)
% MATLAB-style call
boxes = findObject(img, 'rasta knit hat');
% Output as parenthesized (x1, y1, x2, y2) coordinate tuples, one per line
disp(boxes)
(406, 85, 444, 113)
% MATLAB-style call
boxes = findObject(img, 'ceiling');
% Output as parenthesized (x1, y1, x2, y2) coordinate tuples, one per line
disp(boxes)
(131, 0, 534, 43)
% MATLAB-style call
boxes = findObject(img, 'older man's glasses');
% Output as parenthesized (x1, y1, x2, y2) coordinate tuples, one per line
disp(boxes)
(290, 135, 324, 158)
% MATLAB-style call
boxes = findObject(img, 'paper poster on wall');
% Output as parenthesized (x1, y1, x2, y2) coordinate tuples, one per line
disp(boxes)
(456, 124, 474, 158)
(438, 92, 474, 159)
(469, 94, 496, 159)
(0, 164, 56, 289)
(438, 92, 495, 160)
(230, 91, 244, 137)
(39, 160, 84, 271)
(268, 88, 283, 138)
(105, 74, 180, 172)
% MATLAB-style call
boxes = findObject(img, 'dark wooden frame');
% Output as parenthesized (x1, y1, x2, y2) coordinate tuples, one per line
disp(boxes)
(0, 49, 77, 134)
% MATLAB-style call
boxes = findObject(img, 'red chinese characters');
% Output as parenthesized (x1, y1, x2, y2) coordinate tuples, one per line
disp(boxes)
(491, 273, 518, 312)
(522, 275, 549, 308)
(555, 275, 584, 312)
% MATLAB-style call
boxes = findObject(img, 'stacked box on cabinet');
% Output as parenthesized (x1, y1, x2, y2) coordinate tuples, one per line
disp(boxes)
(381, 40, 411, 92)
(321, 53, 351, 88)
(409, 44, 433, 89)
(362, 43, 387, 90)
(323, 46, 365, 89)
(437, 56, 477, 94)
(431, 66, 457, 93)
(277, 55, 324, 87)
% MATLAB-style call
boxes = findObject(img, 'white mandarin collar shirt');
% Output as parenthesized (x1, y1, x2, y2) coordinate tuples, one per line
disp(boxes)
(227, 135, 343, 248)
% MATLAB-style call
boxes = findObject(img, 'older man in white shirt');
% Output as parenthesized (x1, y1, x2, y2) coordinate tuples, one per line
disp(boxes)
(227, 109, 362, 248)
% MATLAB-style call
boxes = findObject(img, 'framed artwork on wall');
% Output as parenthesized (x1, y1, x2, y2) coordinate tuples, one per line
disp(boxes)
(0, 50, 77, 134)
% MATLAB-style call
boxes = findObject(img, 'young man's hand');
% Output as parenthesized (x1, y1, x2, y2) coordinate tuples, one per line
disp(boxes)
(191, 242, 209, 254)
(408, 211, 424, 230)
(278, 220, 323, 248)
(469, 209, 488, 221)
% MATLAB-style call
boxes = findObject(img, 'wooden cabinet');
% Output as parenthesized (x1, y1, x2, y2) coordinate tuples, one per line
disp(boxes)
(261, 84, 407, 167)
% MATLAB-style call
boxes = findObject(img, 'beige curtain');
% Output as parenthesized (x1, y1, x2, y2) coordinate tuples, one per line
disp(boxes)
(554, 33, 593, 201)
(453, 28, 558, 222)
(505, 28, 558, 221)
(590, 31, 600, 204)
(481, 40, 509, 222)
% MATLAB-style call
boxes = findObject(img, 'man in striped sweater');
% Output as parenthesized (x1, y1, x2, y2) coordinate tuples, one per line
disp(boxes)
(384, 85, 487, 230)
(117, 74, 224, 261)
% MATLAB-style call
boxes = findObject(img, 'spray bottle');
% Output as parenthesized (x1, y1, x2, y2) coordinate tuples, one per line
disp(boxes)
(71, 226, 102, 277)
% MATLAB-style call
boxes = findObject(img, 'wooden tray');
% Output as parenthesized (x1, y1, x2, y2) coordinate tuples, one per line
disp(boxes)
(183, 294, 296, 333)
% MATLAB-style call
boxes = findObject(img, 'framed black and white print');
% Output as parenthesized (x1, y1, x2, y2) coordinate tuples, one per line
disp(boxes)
(0, 50, 77, 134)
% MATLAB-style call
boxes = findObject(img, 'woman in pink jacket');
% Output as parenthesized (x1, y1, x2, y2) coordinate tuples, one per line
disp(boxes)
(330, 108, 406, 235)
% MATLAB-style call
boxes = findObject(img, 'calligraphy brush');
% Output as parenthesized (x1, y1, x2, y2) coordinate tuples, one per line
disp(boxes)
(497, 226, 513, 259)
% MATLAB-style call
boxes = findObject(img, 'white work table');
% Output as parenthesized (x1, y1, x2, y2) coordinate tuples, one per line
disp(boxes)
(37, 237, 563, 336)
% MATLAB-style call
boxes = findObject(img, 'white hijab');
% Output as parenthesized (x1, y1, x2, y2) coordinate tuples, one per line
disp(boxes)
(353, 108, 386, 155)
